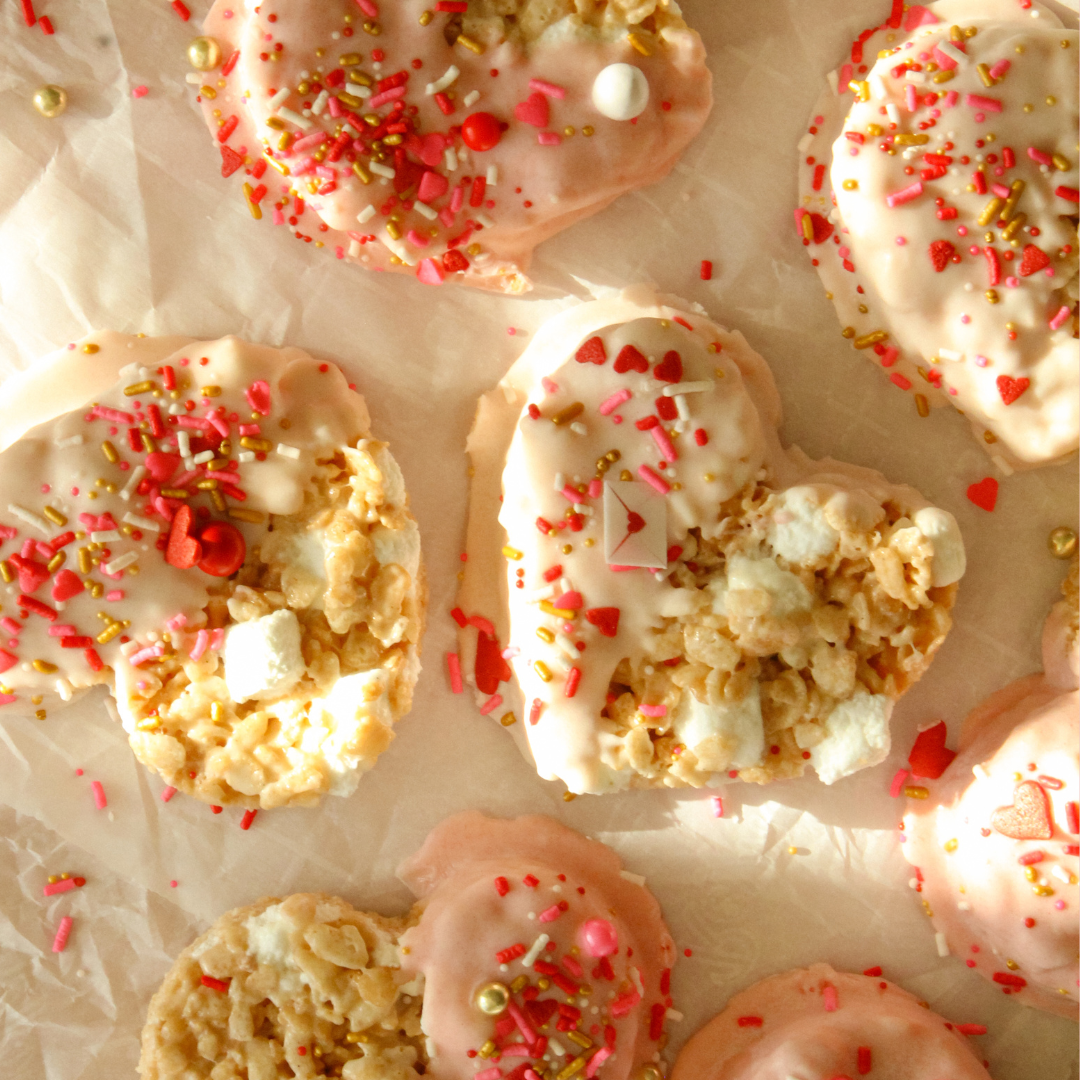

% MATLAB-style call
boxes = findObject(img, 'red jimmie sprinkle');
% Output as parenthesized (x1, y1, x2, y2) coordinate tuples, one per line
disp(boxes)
(39, 14, 54, 33)
(496, 943, 526, 964)
(222, 49, 240, 77)
(217, 115, 239, 143)
(529, 698, 543, 725)
(992, 972, 1027, 988)
(20, 0, 35, 25)
(240, 809, 258, 830)
(1066, 801, 1079, 835)
(450, 607, 468, 628)
(699, 260, 713, 281)
(649, 1003, 665, 1041)
(857, 1046, 872, 1075)
(736, 1016, 763, 1028)
(660, 968, 671, 996)
(542, 565, 562, 583)
(200, 975, 230, 992)
(523, 874, 539, 888)
(172, 0, 191, 20)
(954, 1024, 988, 1036)
(494, 876, 510, 896)
(862, 966, 882, 977)
(564, 667, 581, 698)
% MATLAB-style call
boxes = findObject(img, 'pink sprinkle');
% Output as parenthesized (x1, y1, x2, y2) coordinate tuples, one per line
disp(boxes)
(354, 0, 378, 15)
(238, 423, 261, 436)
(599, 388, 631, 416)
(1027, 147, 1053, 167)
(889, 769, 909, 798)
(639, 704, 667, 718)
(649, 426, 678, 463)
(42, 878, 77, 897)
(895, 236, 906, 246)
(965, 93, 1002, 113)
(880, 346, 899, 368)
(506, 1001, 538, 1046)
(886, 181, 923, 208)
(529, 78, 566, 99)
(525, 1072, 543, 1080)
(890, 372, 912, 391)
(328, 95, 344, 118)
(711, 796, 724, 818)
(90, 781, 107, 810)
(273, 208, 286, 225)
(52, 916, 73, 954)
(554, 591, 582, 610)
(48, 625, 77, 638)
(368, 85, 406, 109)
(537, 132, 561, 146)
(1055, 900, 1066, 910)
(170, 879, 178, 888)
(943, 90, 959, 108)
(637, 465, 670, 495)
(189, 629, 209, 661)
(210, 629, 225, 650)
(905, 83, 917, 112)
(991, 182, 1011, 199)
(988, 59, 1010, 79)
(479, 693, 503, 716)
(1049, 306, 1071, 331)
(0, 618, 21, 635)
(164, 613, 187, 632)
(161, 786, 177, 802)
(106, 590, 125, 602)
(406, 229, 430, 248)
(291, 131, 329, 152)
(975, 355, 989, 368)
(501, 646, 520, 660)
(447, 651, 464, 694)
(417, 257, 444, 286)
(469, 614, 496, 637)
(823, 985, 838, 1012)
(501, 1045, 532, 1058)
(474, 1070, 501, 1080)
(541, 377, 559, 395)
(587, 478, 603, 499)
(586, 1049, 613, 1078)
(132, 86, 148, 98)
(562, 484, 583, 503)
(538, 904, 563, 923)
(128, 645, 160, 667)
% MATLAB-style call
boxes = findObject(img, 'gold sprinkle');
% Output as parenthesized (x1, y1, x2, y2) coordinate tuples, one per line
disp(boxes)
(893, 133, 929, 146)
(32, 660, 58, 674)
(199, 85, 217, 99)
(932, 69, 955, 84)
(1048, 527, 1078, 560)
(1001, 213, 1027, 241)
(239, 437, 272, 452)
(419, 9, 432, 24)
(627, 32, 651, 56)
(499, 712, 517, 727)
(976, 63, 994, 88)
(552, 402, 584, 426)
(160, 488, 190, 499)
(977, 197, 1003, 226)
(1024, 866, 1038, 882)
(124, 380, 154, 396)
(477, 1042, 497, 1060)
(534, 661, 553, 683)
(563, 126, 575, 137)
(456, 33, 484, 53)
(339, 52, 362, 66)
(1045, 95, 1056, 106)
(141, 433, 157, 454)
(101, 441, 119, 464)
(1051, 152, 1071, 172)
(904, 785, 930, 800)
(540, 600, 575, 619)
(943, 838, 958, 853)
(1034, 885, 1055, 897)
(537, 627, 555, 644)
(42, 506, 67, 526)
(566, 1031, 593, 1049)
(853, 330, 888, 349)
(949, 24, 963, 40)
(841, 326, 856, 339)
(46, 552, 65, 572)
(200, 385, 222, 398)
(0, 562, 12, 584)
(277, 132, 294, 152)
(985, 289, 999, 304)
(865, 123, 883, 136)
(915, 394, 929, 418)
(338, 91, 364, 109)
(96, 623, 123, 645)
(35, 709, 46, 721)
(136, 716, 161, 731)
(209, 489, 227, 513)
(385, 219, 403, 240)
(582, 125, 594, 136)
(210, 702, 225, 723)
(848, 80, 870, 102)
(228, 508, 266, 524)
(556, 1055, 589, 1080)
(242, 183, 263, 220)
(83, 343, 100, 354)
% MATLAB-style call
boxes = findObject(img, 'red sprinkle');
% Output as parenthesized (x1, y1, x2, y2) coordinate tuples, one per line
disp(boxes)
(736, 1016, 763, 1028)
(171, 0, 191, 20)
(496, 943, 526, 964)
(649, 1003, 665, 1041)
(39, 14, 54, 33)
(699, 260, 713, 281)
(523, 874, 539, 888)
(20, 0, 35, 25)
(200, 975, 230, 992)
(693, 428, 708, 446)
(450, 607, 468, 628)
(857, 1046, 872, 1075)
(862, 966, 882, 977)
(494, 876, 510, 896)
(992, 972, 1027, 988)
(240, 809, 258, 830)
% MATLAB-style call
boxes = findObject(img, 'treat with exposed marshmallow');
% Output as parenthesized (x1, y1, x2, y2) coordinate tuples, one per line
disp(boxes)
(670, 964, 991, 1080)
(458, 289, 965, 794)
(139, 813, 677, 1080)
(902, 554, 1079, 1019)
(797, 0, 1079, 465)
(194, 0, 711, 293)
(0, 333, 423, 808)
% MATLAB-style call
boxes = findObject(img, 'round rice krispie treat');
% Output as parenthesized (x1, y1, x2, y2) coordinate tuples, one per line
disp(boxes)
(458, 288, 964, 794)
(902, 554, 1079, 1019)
(192, 0, 711, 293)
(0, 332, 423, 808)
(796, 0, 1079, 466)
(139, 893, 426, 1080)
(670, 964, 990, 1080)
(398, 811, 678, 1080)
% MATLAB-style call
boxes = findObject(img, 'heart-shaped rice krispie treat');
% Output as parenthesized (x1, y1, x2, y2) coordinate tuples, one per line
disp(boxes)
(901, 554, 1078, 1019)
(192, 0, 711, 292)
(0, 332, 423, 808)
(458, 289, 965, 794)
(796, 0, 1078, 466)
(140, 813, 677, 1080)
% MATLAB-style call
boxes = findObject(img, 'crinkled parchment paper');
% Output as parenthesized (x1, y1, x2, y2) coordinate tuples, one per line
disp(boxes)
(0, 1, 1077, 1077)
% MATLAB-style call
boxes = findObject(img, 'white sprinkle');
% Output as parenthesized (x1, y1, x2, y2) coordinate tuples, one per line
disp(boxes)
(527, 911, 536, 920)
(619, 870, 646, 887)
(957, 900, 971, 911)
(311, 90, 330, 116)
(54, 434, 85, 449)
(91, 530, 121, 543)
(348, 83, 372, 99)
(553, 472, 565, 492)
(1051, 864, 1073, 884)
(425, 64, 460, 95)
(522, 584, 557, 602)
(8, 505, 51, 534)
(119, 465, 147, 502)
(414, 201, 438, 221)
(192, 450, 215, 465)
(357, 204, 377, 224)
(991, 454, 1015, 477)
(935, 932, 950, 957)
(827, 70, 839, 95)
(348, 239, 361, 258)
(103, 551, 138, 575)
(176, 430, 191, 458)
(674, 395, 690, 422)
(168, 403, 185, 415)
(797, 133, 814, 153)
(276, 444, 301, 460)
(905, 70, 927, 84)
(908, 877, 921, 890)
(547, 1040, 566, 1058)
(938, 40, 967, 66)
(630, 966, 644, 997)
(569, 422, 587, 436)
(486, 164, 499, 186)
(278, 106, 313, 131)
(238, 451, 256, 463)
(268, 86, 290, 111)
(973, 763, 989, 781)
(938, 348, 963, 361)
(665, 1009, 683, 1022)
(662, 379, 712, 397)
(522, 933, 550, 967)
(445, 146, 459, 172)
(369, 161, 396, 179)
(186, 72, 202, 84)
(122, 513, 161, 533)
(476, 211, 495, 228)
(870, 74, 887, 99)
(463, 90, 480, 107)
(885, 103, 901, 125)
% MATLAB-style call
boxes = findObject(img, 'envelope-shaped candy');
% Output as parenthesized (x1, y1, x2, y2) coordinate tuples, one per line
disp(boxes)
(604, 480, 667, 569)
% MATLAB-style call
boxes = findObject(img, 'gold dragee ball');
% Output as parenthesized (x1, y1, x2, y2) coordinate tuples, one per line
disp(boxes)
(473, 982, 510, 1016)
(188, 36, 223, 71)
(639, 1068, 664, 1080)
(1048, 527, 1078, 560)
(33, 85, 68, 118)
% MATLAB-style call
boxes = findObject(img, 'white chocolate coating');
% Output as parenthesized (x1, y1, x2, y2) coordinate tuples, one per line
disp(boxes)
(459, 289, 964, 794)
(798, 0, 1079, 465)
(197, 0, 711, 292)
(398, 812, 676, 1080)
(670, 965, 990, 1080)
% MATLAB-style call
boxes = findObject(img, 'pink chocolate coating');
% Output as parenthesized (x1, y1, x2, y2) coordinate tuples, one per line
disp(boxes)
(398, 812, 676, 1080)
(670, 965, 989, 1080)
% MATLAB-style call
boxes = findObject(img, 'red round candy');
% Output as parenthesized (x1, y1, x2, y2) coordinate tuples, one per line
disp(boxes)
(196, 522, 246, 577)
(461, 112, 501, 152)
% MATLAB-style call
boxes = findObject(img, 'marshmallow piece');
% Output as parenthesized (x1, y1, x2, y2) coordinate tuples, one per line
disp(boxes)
(724, 553, 813, 619)
(809, 691, 892, 784)
(766, 488, 840, 564)
(673, 682, 765, 772)
(913, 506, 966, 587)
(223, 609, 306, 703)
(592, 63, 650, 121)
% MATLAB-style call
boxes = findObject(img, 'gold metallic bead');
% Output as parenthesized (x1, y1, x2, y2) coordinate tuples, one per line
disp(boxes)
(474, 982, 510, 1016)
(640, 1068, 664, 1080)
(33, 85, 67, 118)
(188, 36, 223, 71)
(1048, 527, 1078, 560)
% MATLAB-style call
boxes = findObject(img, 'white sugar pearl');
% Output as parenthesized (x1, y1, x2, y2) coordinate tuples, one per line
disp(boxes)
(592, 63, 649, 121)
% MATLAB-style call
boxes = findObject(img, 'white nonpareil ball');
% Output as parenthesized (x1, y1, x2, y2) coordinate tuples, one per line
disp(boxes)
(591, 64, 650, 121)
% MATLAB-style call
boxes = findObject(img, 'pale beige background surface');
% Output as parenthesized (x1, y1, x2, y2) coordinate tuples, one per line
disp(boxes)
(0, 0, 1077, 1077)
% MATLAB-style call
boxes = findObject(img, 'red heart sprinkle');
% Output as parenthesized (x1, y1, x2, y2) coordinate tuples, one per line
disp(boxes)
(585, 608, 620, 638)
(653, 350, 683, 383)
(575, 337, 607, 365)
(554, 591, 583, 610)
(9, 555, 50, 595)
(928, 239, 955, 272)
(613, 345, 649, 374)
(907, 721, 956, 779)
(417, 169, 449, 204)
(244, 380, 272, 416)
(514, 91, 549, 128)
(991, 780, 1053, 840)
(996, 375, 1029, 405)
(144, 451, 181, 483)
(966, 476, 998, 512)
(51, 569, 85, 603)
(220, 145, 244, 178)
(655, 396, 678, 421)
(197, 522, 246, 578)
(808, 212, 834, 245)
(475, 630, 512, 695)
(442, 249, 470, 274)
(165, 504, 202, 570)
(626, 511, 645, 534)
(1018, 244, 1050, 277)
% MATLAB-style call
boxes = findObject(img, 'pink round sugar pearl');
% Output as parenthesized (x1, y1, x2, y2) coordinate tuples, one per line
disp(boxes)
(579, 918, 619, 957)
